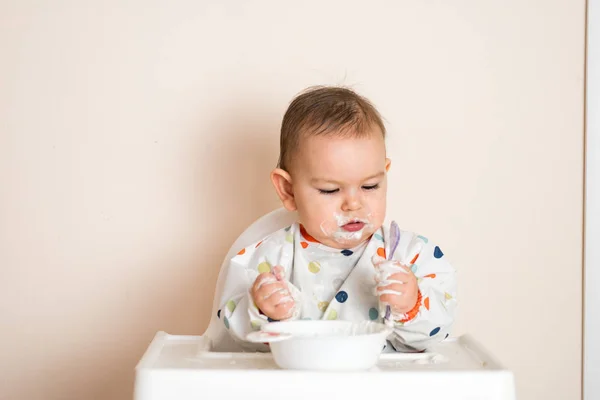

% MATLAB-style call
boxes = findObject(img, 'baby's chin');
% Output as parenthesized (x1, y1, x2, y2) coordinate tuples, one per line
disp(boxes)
(317, 229, 375, 250)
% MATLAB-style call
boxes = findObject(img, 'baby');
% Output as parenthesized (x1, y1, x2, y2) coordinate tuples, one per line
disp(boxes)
(217, 86, 457, 352)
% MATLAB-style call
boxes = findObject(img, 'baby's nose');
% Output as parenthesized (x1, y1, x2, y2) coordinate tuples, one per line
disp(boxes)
(342, 195, 362, 211)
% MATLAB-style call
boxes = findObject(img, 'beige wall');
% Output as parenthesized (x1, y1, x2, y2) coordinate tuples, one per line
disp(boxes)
(0, 1, 585, 399)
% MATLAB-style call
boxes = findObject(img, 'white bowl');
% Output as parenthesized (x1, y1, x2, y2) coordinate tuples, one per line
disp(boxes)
(246, 320, 392, 371)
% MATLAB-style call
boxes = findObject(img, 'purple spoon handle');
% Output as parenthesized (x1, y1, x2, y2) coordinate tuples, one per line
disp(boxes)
(384, 221, 401, 321)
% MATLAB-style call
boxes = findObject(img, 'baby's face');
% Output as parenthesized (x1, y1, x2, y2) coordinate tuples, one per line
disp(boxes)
(289, 131, 389, 249)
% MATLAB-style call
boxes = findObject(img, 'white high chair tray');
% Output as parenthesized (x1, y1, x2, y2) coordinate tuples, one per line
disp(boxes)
(134, 332, 516, 400)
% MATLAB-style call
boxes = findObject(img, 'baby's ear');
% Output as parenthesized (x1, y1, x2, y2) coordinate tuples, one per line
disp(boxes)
(385, 158, 392, 172)
(270, 168, 297, 211)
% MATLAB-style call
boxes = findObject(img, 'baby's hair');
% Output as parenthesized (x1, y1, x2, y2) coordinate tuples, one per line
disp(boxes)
(278, 86, 386, 172)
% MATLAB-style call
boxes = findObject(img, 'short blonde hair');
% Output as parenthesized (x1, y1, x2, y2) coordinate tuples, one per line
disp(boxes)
(278, 86, 386, 171)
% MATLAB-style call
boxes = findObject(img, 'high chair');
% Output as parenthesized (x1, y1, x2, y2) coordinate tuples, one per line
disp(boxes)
(134, 208, 516, 400)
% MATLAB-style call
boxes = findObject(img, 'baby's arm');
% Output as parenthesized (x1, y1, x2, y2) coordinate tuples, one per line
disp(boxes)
(218, 230, 299, 350)
(382, 234, 457, 352)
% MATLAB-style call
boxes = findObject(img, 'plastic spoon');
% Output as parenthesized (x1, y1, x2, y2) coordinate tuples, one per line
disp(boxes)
(384, 221, 401, 325)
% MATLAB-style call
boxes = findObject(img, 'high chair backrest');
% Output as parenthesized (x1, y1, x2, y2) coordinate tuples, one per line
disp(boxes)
(203, 207, 298, 352)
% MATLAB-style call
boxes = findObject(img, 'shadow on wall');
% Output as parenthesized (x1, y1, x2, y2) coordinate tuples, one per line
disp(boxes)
(83, 104, 282, 400)
(185, 103, 284, 331)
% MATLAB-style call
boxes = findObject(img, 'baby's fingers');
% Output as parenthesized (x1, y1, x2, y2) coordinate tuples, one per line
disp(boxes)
(260, 292, 295, 320)
(257, 282, 288, 299)
(377, 282, 403, 296)
(272, 265, 286, 281)
(380, 293, 403, 308)
(264, 288, 292, 305)
(372, 254, 387, 267)
(271, 301, 295, 320)
(253, 273, 277, 290)
(388, 270, 412, 281)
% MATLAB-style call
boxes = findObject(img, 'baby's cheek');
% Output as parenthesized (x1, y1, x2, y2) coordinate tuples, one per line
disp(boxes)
(297, 216, 329, 244)
(306, 211, 335, 236)
(368, 212, 385, 233)
(298, 197, 328, 224)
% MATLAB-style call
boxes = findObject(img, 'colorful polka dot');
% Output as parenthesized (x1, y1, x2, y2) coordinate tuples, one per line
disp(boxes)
(286, 234, 293, 243)
(308, 261, 321, 274)
(335, 291, 348, 303)
(301, 242, 309, 249)
(224, 317, 230, 329)
(434, 246, 444, 258)
(417, 235, 429, 243)
(267, 317, 278, 322)
(285, 226, 291, 232)
(326, 309, 338, 320)
(237, 248, 246, 255)
(445, 333, 449, 339)
(374, 233, 384, 241)
(377, 247, 386, 258)
(369, 308, 379, 320)
(217, 309, 221, 319)
(445, 292, 453, 300)
(425, 274, 437, 279)
(424, 297, 430, 310)
(411, 264, 418, 273)
(318, 301, 329, 312)
(410, 253, 420, 264)
(257, 262, 272, 273)
(429, 327, 441, 336)
(341, 249, 353, 256)
(251, 320, 262, 331)
(226, 300, 236, 313)
(255, 241, 263, 248)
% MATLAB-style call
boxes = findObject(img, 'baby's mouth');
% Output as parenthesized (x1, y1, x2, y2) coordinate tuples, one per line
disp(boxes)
(340, 221, 365, 232)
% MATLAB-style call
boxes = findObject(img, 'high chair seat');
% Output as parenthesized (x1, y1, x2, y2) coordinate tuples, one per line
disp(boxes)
(204, 207, 298, 352)
(134, 208, 516, 400)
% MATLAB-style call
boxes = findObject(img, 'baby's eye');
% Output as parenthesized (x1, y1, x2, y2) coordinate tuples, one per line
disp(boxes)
(318, 188, 339, 195)
(362, 184, 380, 191)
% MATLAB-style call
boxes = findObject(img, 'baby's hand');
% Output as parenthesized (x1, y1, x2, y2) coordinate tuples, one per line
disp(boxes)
(251, 266, 296, 321)
(372, 255, 419, 314)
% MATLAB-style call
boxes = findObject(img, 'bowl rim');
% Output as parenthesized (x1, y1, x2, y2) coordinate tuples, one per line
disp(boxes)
(261, 320, 392, 339)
